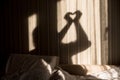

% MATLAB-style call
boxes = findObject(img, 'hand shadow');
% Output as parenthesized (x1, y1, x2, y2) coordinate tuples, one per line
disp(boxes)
(59, 10, 91, 64)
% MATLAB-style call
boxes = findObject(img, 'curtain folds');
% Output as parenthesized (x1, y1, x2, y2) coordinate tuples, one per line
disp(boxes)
(57, 0, 108, 64)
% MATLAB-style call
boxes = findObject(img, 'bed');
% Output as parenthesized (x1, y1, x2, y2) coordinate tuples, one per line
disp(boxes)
(2, 54, 120, 80)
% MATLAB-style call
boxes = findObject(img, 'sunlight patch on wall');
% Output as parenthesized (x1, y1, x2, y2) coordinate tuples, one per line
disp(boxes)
(57, 0, 106, 64)
(94, 0, 101, 64)
(66, 0, 77, 12)
(57, 0, 77, 44)
(28, 14, 37, 51)
(61, 23, 77, 44)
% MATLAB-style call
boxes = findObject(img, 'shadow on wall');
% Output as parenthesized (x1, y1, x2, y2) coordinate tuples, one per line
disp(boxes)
(59, 10, 91, 64)
(30, 10, 91, 64)
(0, 0, 56, 77)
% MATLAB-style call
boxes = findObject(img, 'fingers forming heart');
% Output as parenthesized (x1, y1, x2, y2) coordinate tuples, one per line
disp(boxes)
(64, 11, 81, 21)
(69, 13, 77, 20)
(68, 11, 81, 20)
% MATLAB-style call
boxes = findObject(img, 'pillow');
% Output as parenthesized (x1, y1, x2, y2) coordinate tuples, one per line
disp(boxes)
(19, 59, 52, 80)
(4, 54, 59, 80)
(59, 65, 87, 76)
(5, 54, 59, 75)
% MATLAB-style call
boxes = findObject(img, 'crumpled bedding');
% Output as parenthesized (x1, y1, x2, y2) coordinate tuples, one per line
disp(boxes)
(2, 65, 120, 80)
(2, 59, 52, 80)
(2, 54, 120, 80)
(49, 66, 120, 80)
(88, 65, 120, 80)
(1, 54, 59, 80)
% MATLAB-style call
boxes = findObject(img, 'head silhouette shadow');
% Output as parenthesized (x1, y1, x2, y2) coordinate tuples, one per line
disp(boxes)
(30, 10, 91, 64)
(58, 10, 91, 64)
(29, 25, 49, 55)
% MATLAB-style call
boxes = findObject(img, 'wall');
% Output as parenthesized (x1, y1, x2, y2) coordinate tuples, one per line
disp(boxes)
(0, 0, 58, 77)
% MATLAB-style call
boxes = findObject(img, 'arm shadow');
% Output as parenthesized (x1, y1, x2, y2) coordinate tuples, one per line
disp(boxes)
(59, 10, 91, 64)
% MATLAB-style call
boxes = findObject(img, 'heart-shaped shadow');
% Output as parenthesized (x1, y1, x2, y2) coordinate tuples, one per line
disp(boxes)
(69, 12, 77, 20)
(68, 11, 82, 20)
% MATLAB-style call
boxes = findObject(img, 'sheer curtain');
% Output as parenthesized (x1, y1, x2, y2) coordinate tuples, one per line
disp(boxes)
(57, 0, 108, 64)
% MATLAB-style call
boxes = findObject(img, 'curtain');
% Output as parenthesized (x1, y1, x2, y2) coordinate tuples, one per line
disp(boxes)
(57, 0, 108, 64)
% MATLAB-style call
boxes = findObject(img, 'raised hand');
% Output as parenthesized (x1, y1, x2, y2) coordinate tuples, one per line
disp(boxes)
(73, 10, 82, 22)
(64, 10, 82, 23)
(64, 12, 73, 23)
